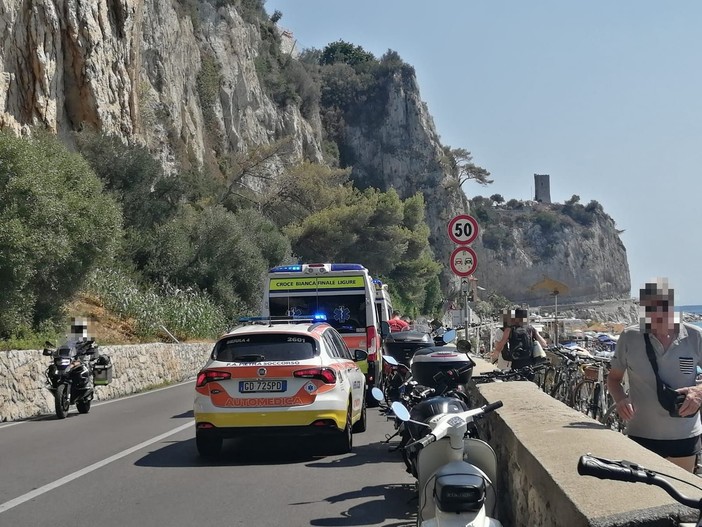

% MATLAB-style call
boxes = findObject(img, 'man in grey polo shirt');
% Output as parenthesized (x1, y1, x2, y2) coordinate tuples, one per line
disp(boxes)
(607, 278, 702, 472)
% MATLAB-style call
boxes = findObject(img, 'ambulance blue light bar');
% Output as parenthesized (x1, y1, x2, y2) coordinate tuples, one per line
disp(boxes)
(312, 313, 327, 321)
(329, 264, 365, 271)
(270, 265, 302, 273)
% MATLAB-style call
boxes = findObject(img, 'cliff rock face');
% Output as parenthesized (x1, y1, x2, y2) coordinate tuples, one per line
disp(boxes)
(0, 1, 629, 303)
(338, 69, 468, 291)
(470, 203, 631, 303)
(0, 0, 321, 173)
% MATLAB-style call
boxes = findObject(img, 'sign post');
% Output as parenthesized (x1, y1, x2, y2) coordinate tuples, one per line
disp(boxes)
(448, 214, 480, 340)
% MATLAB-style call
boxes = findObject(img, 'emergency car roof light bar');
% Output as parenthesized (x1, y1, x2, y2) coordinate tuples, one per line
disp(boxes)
(238, 316, 322, 326)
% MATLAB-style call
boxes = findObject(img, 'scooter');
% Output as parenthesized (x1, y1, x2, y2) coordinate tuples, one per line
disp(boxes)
(43, 339, 97, 419)
(388, 395, 504, 526)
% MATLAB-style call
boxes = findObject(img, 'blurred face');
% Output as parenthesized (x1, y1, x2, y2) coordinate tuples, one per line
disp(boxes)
(640, 294, 674, 329)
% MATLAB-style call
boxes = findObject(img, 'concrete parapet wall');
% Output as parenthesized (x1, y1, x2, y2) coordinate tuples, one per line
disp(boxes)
(469, 358, 699, 526)
(0, 343, 213, 422)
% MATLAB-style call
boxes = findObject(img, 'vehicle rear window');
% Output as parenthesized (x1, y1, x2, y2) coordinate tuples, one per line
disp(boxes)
(269, 294, 367, 334)
(213, 334, 318, 362)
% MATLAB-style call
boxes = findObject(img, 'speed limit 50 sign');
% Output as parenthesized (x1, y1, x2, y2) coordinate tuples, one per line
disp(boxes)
(447, 214, 479, 245)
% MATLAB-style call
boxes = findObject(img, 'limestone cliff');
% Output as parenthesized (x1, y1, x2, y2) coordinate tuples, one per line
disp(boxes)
(468, 198, 631, 304)
(334, 66, 468, 292)
(0, 0, 322, 173)
(0, 0, 629, 303)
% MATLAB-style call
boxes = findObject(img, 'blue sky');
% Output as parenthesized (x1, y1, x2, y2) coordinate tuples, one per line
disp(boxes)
(263, 0, 702, 305)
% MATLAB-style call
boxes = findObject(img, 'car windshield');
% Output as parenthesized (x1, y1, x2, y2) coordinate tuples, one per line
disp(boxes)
(269, 294, 366, 334)
(213, 334, 318, 361)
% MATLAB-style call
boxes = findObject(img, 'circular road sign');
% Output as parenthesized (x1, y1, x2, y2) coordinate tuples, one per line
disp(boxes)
(450, 246, 478, 277)
(448, 214, 479, 245)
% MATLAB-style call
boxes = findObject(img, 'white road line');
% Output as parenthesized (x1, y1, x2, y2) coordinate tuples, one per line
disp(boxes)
(0, 421, 193, 514)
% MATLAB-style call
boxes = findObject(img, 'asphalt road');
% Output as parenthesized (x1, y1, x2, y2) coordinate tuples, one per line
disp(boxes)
(0, 382, 416, 526)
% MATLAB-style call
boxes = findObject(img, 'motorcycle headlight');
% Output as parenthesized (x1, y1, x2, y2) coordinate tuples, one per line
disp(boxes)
(58, 358, 71, 366)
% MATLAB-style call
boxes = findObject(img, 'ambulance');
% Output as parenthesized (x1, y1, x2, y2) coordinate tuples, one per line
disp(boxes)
(374, 279, 393, 326)
(262, 263, 383, 404)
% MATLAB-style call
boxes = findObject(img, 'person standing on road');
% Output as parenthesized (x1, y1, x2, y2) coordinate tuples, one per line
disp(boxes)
(607, 278, 702, 472)
(490, 307, 547, 370)
(388, 310, 410, 332)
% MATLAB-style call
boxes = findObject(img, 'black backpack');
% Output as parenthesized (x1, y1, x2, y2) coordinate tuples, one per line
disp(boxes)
(502, 325, 534, 362)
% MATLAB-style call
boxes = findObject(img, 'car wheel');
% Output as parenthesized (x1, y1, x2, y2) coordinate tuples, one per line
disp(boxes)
(352, 398, 367, 433)
(332, 403, 353, 454)
(196, 432, 223, 459)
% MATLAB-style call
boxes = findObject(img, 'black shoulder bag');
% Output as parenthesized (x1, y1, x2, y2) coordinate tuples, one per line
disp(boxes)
(642, 333, 691, 418)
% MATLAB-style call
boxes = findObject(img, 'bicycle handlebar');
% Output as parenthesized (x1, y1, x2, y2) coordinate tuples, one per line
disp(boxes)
(578, 454, 702, 511)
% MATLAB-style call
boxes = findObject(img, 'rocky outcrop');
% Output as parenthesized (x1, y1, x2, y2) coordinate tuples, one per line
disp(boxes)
(470, 202, 630, 303)
(0, 1, 629, 303)
(338, 68, 468, 291)
(0, 0, 322, 173)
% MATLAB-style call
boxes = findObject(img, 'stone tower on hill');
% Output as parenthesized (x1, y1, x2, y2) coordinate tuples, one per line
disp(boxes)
(534, 173, 551, 203)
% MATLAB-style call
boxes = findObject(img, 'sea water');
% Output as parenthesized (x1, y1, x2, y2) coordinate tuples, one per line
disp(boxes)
(676, 305, 702, 329)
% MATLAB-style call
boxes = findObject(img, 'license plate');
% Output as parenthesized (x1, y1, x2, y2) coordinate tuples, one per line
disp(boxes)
(239, 380, 287, 393)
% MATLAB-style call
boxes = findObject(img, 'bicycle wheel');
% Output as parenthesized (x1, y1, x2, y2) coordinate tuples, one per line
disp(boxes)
(532, 367, 546, 389)
(552, 380, 571, 404)
(572, 380, 597, 417)
(542, 367, 558, 395)
(602, 403, 626, 433)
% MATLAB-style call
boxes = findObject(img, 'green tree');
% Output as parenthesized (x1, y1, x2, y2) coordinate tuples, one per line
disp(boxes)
(261, 161, 352, 227)
(442, 147, 493, 191)
(74, 131, 185, 228)
(285, 188, 440, 314)
(0, 131, 122, 335)
(136, 204, 290, 315)
(320, 40, 376, 66)
(490, 194, 504, 204)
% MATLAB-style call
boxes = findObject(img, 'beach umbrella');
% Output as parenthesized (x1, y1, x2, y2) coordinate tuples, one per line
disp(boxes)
(529, 276, 570, 343)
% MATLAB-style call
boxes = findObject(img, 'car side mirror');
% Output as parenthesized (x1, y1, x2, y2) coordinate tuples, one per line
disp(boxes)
(353, 349, 368, 362)
(380, 321, 389, 339)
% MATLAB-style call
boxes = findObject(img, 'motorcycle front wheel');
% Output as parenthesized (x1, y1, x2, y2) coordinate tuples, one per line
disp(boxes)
(55, 384, 70, 419)
(76, 399, 91, 414)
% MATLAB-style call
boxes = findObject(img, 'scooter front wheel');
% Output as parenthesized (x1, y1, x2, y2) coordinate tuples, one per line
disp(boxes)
(55, 384, 69, 419)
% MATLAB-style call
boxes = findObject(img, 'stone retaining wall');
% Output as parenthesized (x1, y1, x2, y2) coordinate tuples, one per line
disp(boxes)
(0, 343, 213, 422)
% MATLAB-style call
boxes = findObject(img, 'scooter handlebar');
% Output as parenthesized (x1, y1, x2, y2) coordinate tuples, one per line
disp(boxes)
(577, 455, 645, 483)
(482, 400, 503, 414)
(406, 433, 436, 454)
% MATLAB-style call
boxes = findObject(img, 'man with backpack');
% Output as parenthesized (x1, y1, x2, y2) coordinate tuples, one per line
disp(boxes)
(490, 307, 548, 370)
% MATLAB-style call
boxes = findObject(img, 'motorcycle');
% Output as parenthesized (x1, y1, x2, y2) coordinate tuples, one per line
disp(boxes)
(390, 397, 504, 526)
(42, 339, 98, 419)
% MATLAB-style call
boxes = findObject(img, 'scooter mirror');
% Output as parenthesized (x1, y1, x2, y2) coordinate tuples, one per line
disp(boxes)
(45, 341, 55, 348)
(442, 329, 456, 344)
(42, 348, 53, 356)
(391, 401, 411, 422)
(383, 355, 399, 367)
(456, 339, 472, 353)
(371, 387, 384, 402)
